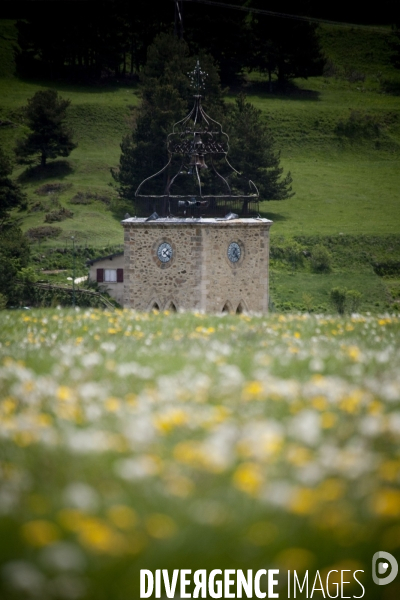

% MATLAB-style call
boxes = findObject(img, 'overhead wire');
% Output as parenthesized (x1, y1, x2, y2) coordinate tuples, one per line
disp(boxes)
(179, 0, 394, 34)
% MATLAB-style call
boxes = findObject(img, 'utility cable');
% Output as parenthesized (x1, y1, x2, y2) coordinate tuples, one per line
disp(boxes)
(179, 0, 394, 34)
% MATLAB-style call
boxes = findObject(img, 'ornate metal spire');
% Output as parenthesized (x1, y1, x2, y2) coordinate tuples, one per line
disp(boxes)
(188, 60, 207, 93)
(135, 62, 259, 218)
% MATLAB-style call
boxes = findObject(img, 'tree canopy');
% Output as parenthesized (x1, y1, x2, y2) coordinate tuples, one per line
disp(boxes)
(0, 147, 27, 224)
(0, 147, 30, 307)
(246, 0, 325, 89)
(14, 0, 327, 85)
(15, 90, 77, 167)
(227, 94, 294, 200)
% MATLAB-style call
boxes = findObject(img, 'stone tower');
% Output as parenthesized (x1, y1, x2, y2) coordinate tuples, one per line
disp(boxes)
(122, 62, 272, 313)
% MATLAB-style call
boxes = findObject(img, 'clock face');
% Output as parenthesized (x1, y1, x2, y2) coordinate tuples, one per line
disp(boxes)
(157, 242, 173, 263)
(228, 242, 241, 263)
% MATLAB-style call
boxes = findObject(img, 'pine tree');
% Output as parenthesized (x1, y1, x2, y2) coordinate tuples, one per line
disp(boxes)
(15, 90, 77, 168)
(0, 147, 30, 306)
(0, 147, 27, 224)
(227, 94, 294, 200)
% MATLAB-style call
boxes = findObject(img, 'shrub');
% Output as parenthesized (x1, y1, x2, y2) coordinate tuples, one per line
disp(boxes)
(347, 290, 362, 313)
(44, 207, 73, 222)
(270, 238, 305, 271)
(311, 245, 332, 273)
(29, 200, 44, 212)
(286, 240, 304, 272)
(373, 261, 400, 277)
(35, 182, 72, 195)
(302, 292, 314, 312)
(330, 287, 347, 315)
(69, 192, 93, 205)
(345, 70, 365, 83)
(335, 110, 381, 140)
(25, 226, 62, 241)
(0, 293, 7, 310)
(69, 190, 113, 206)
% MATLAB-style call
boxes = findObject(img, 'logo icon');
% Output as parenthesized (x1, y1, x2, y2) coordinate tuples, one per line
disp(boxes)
(372, 551, 398, 586)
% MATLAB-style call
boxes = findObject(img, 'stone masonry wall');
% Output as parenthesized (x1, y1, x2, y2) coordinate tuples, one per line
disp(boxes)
(122, 218, 272, 312)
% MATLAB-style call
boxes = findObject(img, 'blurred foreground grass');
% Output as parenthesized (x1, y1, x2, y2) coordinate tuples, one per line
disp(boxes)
(0, 309, 400, 599)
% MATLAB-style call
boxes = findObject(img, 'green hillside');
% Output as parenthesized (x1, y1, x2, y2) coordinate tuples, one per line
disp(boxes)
(1, 19, 400, 312)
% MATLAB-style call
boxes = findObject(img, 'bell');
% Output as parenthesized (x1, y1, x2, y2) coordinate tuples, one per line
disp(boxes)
(189, 153, 207, 169)
(197, 154, 207, 169)
(189, 153, 198, 167)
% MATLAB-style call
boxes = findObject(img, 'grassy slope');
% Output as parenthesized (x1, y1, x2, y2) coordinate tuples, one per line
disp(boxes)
(1, 20, 400, 311)
(253, 24, 400, 237)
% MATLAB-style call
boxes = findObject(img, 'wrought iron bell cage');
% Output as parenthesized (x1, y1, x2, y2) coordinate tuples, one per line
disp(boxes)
(134, 61, 259, 218)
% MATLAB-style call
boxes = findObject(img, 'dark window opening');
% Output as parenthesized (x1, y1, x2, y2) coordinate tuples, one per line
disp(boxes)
(222, 302, 231, 313)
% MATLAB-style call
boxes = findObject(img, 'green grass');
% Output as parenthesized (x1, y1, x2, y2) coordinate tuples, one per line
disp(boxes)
(0, 309, 400, 599)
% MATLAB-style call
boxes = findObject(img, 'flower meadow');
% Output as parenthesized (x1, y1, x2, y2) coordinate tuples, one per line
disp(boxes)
(0, 309, 400, 599)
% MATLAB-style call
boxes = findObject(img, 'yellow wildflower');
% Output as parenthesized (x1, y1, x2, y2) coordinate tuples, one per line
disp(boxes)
(21, 520, 60, 547)
(78, 517, 128, 554)
(154, 409, 188, 433)
(372, 489, 400, 517)
(13, 431, 37, 447)
(232, 462, 263, 496)
(105, 397, 121, 412)
(312, 396, 328, 411)
(321, 412, 337, 429)
(242, 380, 264, 401)
(1, 397, 17, 416)
(368, 400, 382, 415)
(287, 445, 312, 466)
(57, 386, 74, 402)
(289, 488, 319, 515)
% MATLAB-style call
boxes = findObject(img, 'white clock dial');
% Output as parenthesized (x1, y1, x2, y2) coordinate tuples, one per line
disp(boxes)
(228, 242, 241, 263)
(157, 242, 173, 263)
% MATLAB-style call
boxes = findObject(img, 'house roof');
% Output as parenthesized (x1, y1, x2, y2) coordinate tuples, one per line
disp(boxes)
(86, 252, 123, 266)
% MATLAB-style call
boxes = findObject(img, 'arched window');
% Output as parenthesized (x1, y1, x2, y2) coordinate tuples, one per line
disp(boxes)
(222, 302, 232, 314)
(236, 302, 245, 314)
(166, 301, 177, 312)
(151, 302, 160, 312)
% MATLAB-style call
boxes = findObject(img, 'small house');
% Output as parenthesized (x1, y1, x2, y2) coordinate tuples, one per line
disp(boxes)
(87, 252, 124, 306)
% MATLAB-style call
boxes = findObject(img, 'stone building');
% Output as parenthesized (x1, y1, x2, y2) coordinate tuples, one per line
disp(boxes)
(122, 216, 272, 313)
